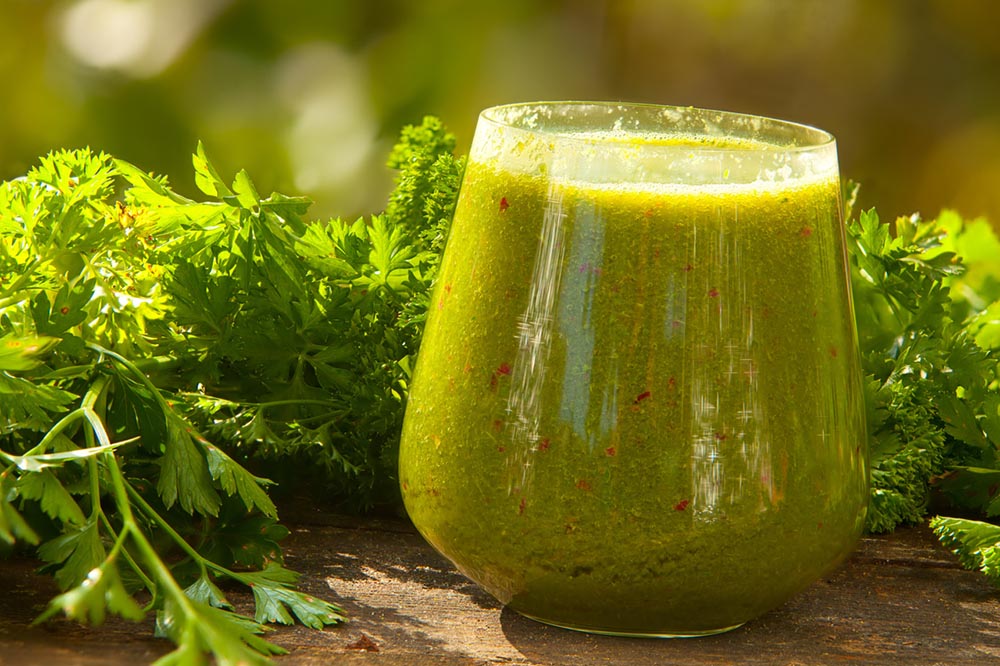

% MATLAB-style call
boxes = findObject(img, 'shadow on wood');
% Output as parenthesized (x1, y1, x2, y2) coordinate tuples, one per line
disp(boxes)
(1, 510, 998, 665)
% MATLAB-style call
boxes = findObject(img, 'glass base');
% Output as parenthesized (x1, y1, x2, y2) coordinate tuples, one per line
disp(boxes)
(514, 609, 745, 638)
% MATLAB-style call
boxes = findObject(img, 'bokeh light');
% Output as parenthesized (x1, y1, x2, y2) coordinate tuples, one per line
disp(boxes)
(1, 0, 998, 224)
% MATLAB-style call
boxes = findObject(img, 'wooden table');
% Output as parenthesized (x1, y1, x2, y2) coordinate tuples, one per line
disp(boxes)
(1, 506, 998, 666)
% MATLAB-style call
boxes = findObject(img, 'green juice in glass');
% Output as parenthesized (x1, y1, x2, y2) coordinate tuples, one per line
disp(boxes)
(399, 103, 868, 636)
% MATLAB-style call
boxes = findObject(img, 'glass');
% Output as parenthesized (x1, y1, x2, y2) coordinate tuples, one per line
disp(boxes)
(399, 102, 869, 637)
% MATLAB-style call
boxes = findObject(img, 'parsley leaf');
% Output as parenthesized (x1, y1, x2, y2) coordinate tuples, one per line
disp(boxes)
(204, 444, 277, 517)
(155, 596, 284, 666)
(237, 562, 346, 629)
(158, 415, 223, 516)
(36, 553, 145, 626)
(37, 519, 106, 590)
(15, 469, 86, 525)
(931, 516, 1000, 585)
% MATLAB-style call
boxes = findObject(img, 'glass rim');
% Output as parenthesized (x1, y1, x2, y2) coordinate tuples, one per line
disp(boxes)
(477, 101, 837, 154)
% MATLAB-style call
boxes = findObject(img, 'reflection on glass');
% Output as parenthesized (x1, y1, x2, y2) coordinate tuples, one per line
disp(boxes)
(505, 188, 569, 493)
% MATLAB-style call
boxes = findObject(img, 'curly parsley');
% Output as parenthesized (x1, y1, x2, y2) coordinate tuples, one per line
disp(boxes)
(846, 186, 1000, 584)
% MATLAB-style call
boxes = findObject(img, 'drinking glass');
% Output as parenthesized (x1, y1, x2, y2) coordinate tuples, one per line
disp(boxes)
(399, 102, 868, 636)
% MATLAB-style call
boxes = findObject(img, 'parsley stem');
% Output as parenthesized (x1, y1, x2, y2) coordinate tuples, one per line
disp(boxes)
(91, 344, 266, 583)
(80, 376, 111, 520)
(87, 456, 102, 520)
(276, 409, 341, 426)
(0, 258, 42, 308)
(255, 398, 337, 409)
(16, 371, 110, 461)
(878, 287, 909, 331)
(123, 479, 215, 577)
(123, 477, 269, 591)
(89, 343, 174, 413)
(0, 293, 29, 311)
(81, 374, 159, 597)
(102, 448, 201, 620)
(132, 355, 184, 374)
(97, 510, 157, 598)
(19, 409, 87, 458)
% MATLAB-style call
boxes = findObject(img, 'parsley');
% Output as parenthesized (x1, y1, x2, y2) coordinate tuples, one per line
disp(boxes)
(176, 118, 464, 509)
(931, 516, 1000, 584)
(846, 188, 1000, 585)
(0, 117, 462, 663)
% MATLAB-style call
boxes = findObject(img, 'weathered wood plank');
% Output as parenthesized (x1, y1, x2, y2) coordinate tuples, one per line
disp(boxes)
(0, 515, 998, 666)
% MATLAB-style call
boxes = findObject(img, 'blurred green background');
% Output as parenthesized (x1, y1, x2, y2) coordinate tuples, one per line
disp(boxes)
(2, 0, 999, 223)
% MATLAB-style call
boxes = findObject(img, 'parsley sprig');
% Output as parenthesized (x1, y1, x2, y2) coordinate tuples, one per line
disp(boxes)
(0, 117, 462, 663)
(846, 188, 1000, 585)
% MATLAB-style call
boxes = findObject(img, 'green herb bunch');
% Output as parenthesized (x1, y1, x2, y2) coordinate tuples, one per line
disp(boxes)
(845, 187, 1000, 583)
(0, 117, 463, 664)
(172, 117, 464, 509)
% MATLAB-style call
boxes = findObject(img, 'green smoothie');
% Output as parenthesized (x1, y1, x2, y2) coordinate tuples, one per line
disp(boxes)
(400, 114, 868, 635)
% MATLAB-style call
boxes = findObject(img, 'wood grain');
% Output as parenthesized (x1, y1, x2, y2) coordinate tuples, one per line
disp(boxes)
(1, 511, 998, 666)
